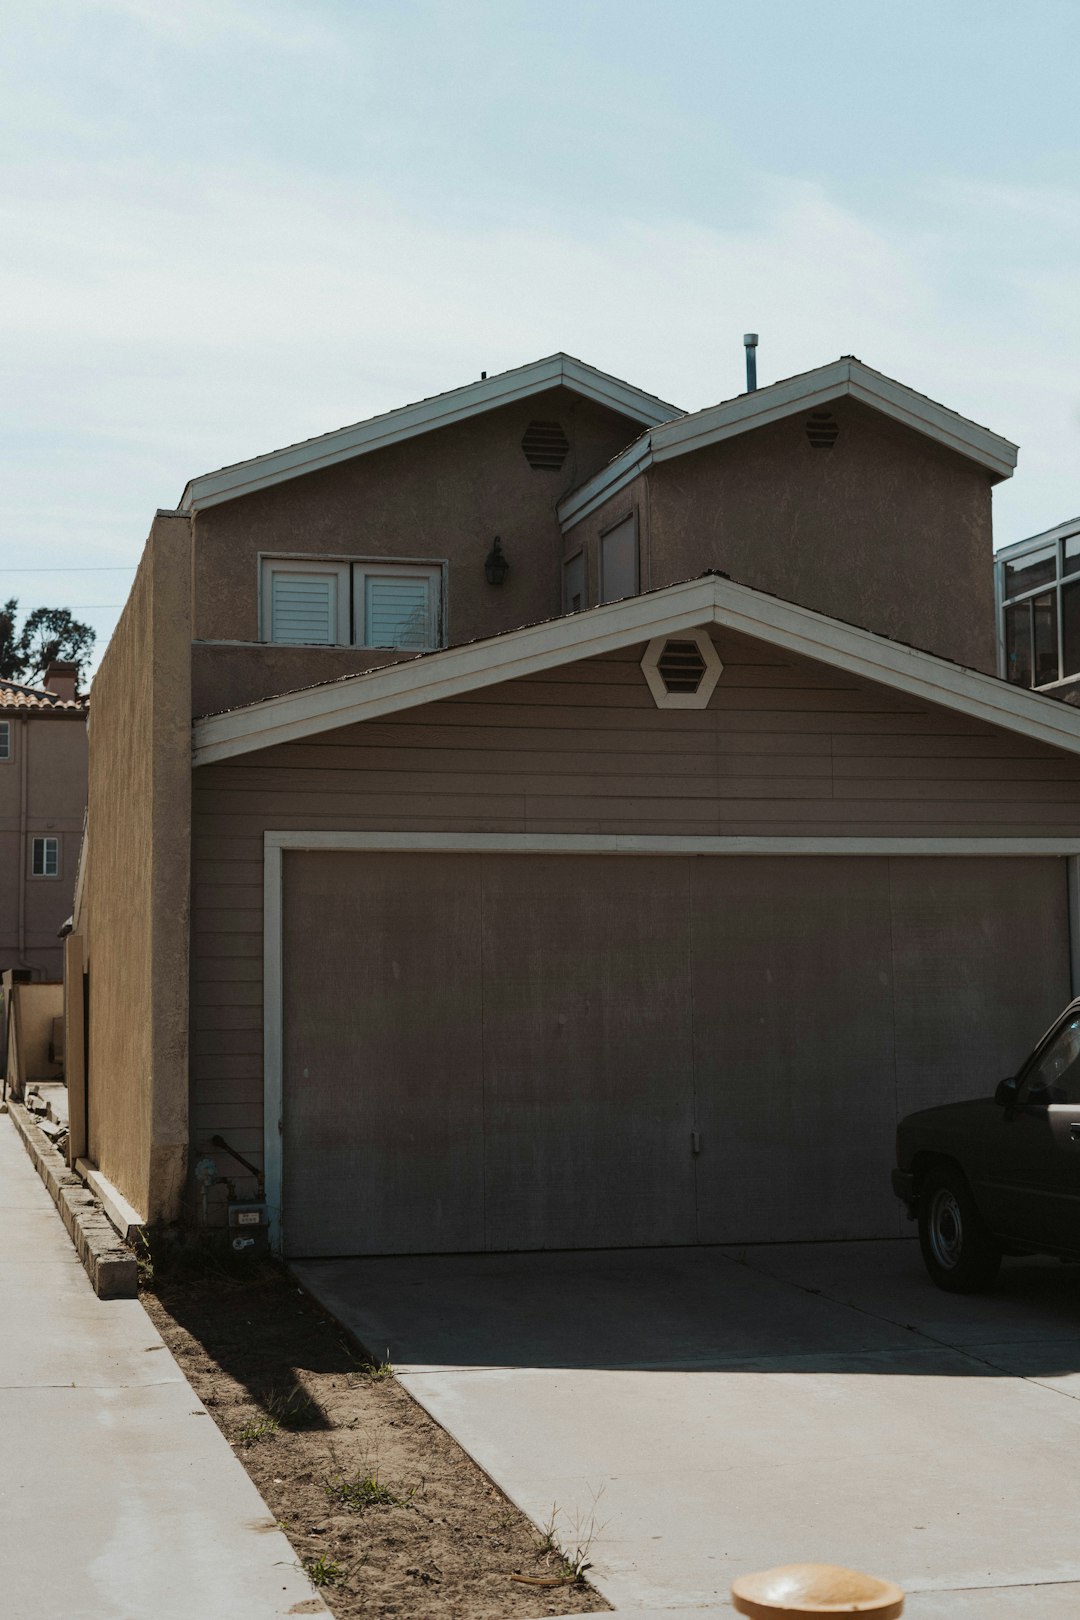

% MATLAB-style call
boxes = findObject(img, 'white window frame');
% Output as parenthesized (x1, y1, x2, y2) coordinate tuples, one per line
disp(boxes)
(258, 555, 446, 651)
(353, 562, 443, 650)
(31, 835, 60, 879)
(0, 720, 9, 762)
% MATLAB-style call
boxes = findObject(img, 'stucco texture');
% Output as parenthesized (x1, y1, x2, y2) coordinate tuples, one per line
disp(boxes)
(564, 401, 997, 671)
(649, 400, 997, 671)
(190, 388, 643, 713)
(80, 513, 192, 1222)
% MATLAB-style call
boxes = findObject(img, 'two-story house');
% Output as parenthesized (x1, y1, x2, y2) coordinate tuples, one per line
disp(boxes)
(0, 662, 87, 982)
(68, 352, 1080, 1260)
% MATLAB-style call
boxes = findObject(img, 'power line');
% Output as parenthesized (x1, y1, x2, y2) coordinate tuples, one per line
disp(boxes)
(0, 565, 136, 573)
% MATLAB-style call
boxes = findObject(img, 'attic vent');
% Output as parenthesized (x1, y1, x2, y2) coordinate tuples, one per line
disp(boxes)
(656, 638, 708, 694)
(641, 630, 723, 710)
(522, 420, 570, 470)
(806, 410, 839, 449)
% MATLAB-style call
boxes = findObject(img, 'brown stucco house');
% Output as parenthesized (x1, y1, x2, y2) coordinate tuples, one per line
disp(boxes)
(67, 351, 1080, 1258)
(0, 663, 87, 982)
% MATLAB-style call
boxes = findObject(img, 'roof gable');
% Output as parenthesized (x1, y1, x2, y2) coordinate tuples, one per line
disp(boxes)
(192, 574, 1080, 767)
(178, 354, 682, 513)
(557, 357, 1018, 530)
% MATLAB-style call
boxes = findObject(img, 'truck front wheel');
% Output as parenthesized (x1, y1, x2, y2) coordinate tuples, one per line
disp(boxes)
(917, 1166, 1002, 1293)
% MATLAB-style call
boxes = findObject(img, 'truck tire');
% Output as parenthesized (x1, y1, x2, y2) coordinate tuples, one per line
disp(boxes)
(918, 1165, 1002, 1293)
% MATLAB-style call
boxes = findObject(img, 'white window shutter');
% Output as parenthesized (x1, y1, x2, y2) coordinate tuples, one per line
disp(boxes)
(364, 575, 434, 649)
(270, 572, 338, 645)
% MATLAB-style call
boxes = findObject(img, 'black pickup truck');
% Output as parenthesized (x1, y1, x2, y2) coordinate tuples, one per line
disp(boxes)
(894, 1000, 1080, 1292)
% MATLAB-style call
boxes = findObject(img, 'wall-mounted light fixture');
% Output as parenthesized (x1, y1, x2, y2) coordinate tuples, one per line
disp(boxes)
(484, 536, 509, 586)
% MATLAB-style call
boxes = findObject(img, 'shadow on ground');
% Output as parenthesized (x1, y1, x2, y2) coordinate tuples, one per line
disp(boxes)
(293, 1239, 1080, 1379)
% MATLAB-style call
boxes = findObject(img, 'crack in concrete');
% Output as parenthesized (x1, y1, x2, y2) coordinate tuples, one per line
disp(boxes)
(727, 1248, 1080, 1404)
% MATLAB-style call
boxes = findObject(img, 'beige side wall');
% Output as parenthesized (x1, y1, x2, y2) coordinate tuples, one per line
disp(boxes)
(81, 512, 192, 1222)
(0, 713, 88, 980)
(3, 980, 63, 1091)
(190, 390, 643, 715)
(188, 633, 1080, 1194)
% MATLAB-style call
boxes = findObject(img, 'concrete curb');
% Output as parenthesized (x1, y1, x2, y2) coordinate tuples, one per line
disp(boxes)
(5, 1103, 138, 1298)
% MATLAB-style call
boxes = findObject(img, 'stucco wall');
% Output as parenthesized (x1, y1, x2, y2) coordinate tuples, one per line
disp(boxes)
(80, 512, 192, 1222)
(646, 401, 997, 671)
(189, 389, 642, 713)
(0, 713, 87, 980)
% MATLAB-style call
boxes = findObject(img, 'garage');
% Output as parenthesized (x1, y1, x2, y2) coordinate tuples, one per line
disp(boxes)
(278, 850, 1068, 1258)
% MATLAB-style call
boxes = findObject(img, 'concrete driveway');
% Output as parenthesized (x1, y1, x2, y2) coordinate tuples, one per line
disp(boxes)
(296, 1241, 1080, 1618)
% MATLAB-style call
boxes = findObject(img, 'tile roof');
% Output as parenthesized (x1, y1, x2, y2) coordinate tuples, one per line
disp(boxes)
(0, 679, 87, 713)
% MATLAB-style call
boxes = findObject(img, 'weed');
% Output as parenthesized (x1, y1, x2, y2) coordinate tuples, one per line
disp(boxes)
(304, 1552, 346, 1588)
(350, 1347, 393, 1382)
(262, 1379, 321, 1431)
(237, 1413, 278, 1444)
(534, 1487, 608, 1583)
(324, 1467, 416, 1511)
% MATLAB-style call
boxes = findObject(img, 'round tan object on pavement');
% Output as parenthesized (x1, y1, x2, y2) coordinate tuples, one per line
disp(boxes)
(731, 1562, 905, 1618)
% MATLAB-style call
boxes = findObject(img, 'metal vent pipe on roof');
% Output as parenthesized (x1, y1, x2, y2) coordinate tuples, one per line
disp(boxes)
(744, 333, 758, 392)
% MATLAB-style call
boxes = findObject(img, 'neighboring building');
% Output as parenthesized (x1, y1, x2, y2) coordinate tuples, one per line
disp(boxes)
(71, 351, 1080, 1259)
(995, 516, 1080, 699)
(0, 663, 87, 981)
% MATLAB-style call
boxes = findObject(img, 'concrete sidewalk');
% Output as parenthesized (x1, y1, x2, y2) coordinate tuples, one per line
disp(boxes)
(0, 1114, 325, 1620)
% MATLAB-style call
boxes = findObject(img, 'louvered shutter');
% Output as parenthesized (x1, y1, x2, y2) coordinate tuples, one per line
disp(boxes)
(270, 572, 338, 645)
(364, 574, 434, 649)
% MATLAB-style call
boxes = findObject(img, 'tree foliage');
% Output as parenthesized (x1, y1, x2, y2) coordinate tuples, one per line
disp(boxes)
(0, 600, 96, 686)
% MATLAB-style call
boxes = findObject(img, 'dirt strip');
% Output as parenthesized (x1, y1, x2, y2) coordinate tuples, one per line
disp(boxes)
(140, 1256, 609, 1619)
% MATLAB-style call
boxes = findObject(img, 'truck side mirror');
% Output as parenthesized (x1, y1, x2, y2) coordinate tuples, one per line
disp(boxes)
(995, 1076, 1019, 1107)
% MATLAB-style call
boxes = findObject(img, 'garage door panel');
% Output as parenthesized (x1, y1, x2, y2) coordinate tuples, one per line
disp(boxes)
(890, 858, 1070, 1118)
(282, 852, 485, 1257)
(692, 858, 900, 1243)
(481, 856, 696, 1250)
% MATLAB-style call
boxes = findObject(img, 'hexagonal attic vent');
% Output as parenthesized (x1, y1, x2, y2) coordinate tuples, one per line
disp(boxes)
(522, 420, 570, 470)
(641, 631, 723, 709)
(806, 410, 839, 449)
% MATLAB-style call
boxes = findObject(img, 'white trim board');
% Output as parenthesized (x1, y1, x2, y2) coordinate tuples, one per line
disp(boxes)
(193, 573, 1080, 766)
(557, 357, 1018, 531)
(179, 354, 681, 513)
(261, 829, 1080, 1253)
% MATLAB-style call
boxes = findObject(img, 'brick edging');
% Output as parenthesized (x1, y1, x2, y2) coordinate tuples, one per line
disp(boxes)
(4, 1103, 138, 1299)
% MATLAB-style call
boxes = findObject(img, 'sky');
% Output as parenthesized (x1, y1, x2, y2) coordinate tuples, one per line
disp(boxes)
(3, 0, 1080, 676)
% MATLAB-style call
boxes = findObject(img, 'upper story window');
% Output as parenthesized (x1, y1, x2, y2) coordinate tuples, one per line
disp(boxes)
(31, 836, 59, 878)
(563, 551, 585, 614)
(997, 523, 1080, 690)
(261, 558, 444, 651)
(0, 720, 9, 761)
(599, 514, 639, 605)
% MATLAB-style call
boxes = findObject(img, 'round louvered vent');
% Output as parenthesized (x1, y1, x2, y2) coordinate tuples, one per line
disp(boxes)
(521, 420, 570, 470)
(806, 410, 839, 449)
(656, 638, 708, 694)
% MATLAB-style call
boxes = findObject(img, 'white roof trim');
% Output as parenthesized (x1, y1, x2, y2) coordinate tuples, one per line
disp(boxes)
(192, 573, 1080, 767)
(179, 354, 682, 513)
(558, 358, 1018, 530)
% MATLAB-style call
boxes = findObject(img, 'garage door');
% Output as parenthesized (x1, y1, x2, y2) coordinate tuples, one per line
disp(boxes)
(280, 852, 1069, 1257)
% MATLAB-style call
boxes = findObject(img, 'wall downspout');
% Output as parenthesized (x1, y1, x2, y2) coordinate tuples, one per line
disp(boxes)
(17, 715, 29, 969)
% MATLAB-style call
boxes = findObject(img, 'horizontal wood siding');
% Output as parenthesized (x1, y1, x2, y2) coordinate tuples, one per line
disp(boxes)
(190, 629, 1080, 1190)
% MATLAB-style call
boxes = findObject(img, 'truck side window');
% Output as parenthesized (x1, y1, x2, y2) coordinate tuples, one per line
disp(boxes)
(1021, 1015, 1080, 1105)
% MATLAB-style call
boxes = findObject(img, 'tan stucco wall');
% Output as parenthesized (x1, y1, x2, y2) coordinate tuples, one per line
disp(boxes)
(646, 401, 996, 671)
(0, 713, 87, 980)
(189, 389, 643, 713)
(5, 980, 63, 1087)
(81, 512, 192, 1222)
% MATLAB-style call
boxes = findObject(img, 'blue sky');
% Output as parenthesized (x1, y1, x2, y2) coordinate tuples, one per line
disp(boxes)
(3, 0, 1079, 672)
